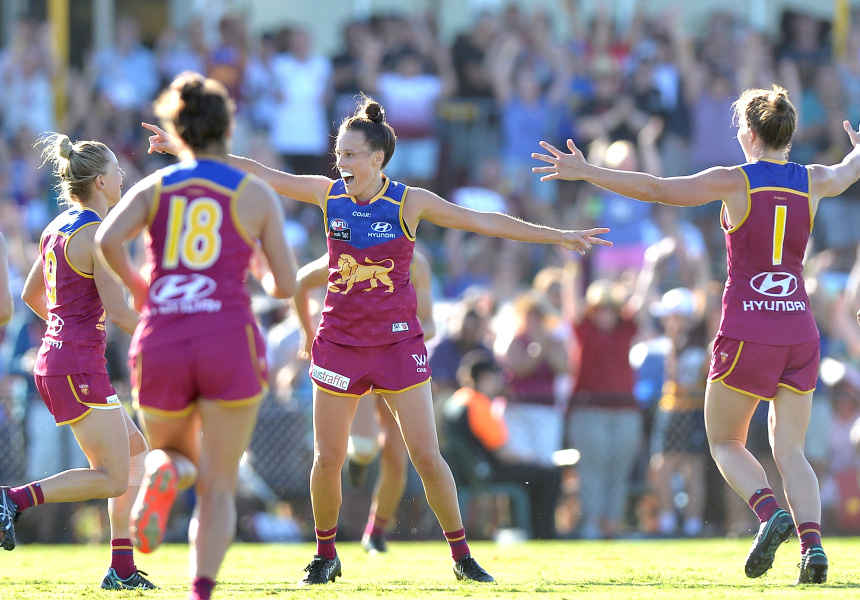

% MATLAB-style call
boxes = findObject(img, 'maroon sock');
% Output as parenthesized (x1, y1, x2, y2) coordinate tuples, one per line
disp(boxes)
(797, 522, 822, 554)
(190, 576, 216, 600)
(315, 525, 337, 560)
(7, 482, 45, 512)
(444, 527, 471, 561)
(748, 488, 779, 523)
(110, 538, 136, 580)
(364, 514, 388, 538)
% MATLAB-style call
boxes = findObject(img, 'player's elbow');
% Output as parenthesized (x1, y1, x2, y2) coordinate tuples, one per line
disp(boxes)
(269, 273, 296, 300)
(641, 178, 670, 204)
(21, 287, 41, 313)
(106, 306, 139, 336)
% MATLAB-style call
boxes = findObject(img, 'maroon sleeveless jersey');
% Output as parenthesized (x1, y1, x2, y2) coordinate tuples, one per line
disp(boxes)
(717, 160, 818, 345)
(34, 208, 108, 375)
(130, 158, 258, 354)
(318, 177, 422, 346)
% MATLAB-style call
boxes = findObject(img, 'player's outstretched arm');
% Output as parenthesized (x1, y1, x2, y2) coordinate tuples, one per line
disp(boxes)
(405, 187, 611, 256)
(532, 138, 738, 207)
(807, 120, 860, 202)
(142, 122, 331, 207)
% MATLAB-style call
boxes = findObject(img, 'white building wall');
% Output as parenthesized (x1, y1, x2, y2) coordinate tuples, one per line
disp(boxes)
(232, 0, 856, 56)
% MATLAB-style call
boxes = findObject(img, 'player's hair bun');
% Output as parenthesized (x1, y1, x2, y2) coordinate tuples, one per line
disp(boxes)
(57, 135, 74, 160)
(363, 101, 385, 124)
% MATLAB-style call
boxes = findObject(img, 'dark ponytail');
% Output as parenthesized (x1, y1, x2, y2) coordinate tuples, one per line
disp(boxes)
(154, 71, 234, 154)
(338, 94, 396, 168)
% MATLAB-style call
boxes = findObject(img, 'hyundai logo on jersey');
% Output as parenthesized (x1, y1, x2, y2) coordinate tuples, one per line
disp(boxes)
(372, 222, 392, 233)
(749, 272, 798, 297)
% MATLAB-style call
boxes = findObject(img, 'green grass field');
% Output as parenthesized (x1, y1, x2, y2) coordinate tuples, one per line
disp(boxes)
(1, 538, 858, 599)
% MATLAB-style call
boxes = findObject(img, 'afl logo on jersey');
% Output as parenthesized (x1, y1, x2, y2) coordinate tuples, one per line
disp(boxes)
(150, 273, 217, 303)
(330, 218, 351, 241)
(750, 272, 798, 297)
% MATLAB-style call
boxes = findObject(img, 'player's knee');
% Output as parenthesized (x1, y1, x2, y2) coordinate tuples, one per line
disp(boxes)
(128, 450, 147, 487)
(409, 448, 444, 479)
(314, 443, 348, 473)
(771, 441, 803, 468)
(104, 473, 129, 498)
(348, 435, 380, 465)
(129, 430, 149, 455)
(381, 442, 408, 470)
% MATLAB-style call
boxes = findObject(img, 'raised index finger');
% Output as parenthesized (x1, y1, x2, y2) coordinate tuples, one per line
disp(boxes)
(141, 122, 164, 135)
(538, 140, 564, 157)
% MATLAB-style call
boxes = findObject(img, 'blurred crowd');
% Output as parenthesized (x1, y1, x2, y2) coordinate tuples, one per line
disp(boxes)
(3, 4, 860, 542)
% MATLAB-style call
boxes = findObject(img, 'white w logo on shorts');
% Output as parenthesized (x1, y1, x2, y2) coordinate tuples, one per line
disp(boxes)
(411, 354, 427, 366)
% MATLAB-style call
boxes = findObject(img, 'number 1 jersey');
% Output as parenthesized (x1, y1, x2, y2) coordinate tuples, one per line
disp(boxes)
(717, 159, 818, 345)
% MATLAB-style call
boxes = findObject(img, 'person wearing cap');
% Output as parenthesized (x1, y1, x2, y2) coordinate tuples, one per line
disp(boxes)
(534, 84, 859, 583)
(646, 288, 710, 538)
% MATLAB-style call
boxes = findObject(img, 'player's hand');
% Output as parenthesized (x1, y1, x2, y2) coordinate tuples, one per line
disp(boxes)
(297, 333, 312, 361)
(844, 120, 860, 148)
(142, 122, 180, 155)
(130, 280, 149, 313)
(532, 139, 588, 181)
(249, 244, 269, 281)
(561, 227, 612, 255)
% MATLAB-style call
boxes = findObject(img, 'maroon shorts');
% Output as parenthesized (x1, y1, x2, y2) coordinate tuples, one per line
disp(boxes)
(708, 336, 819, 400)
(310, 334, 431, 397)
(131, 322, 268, 417)
(35, 372, 121, 426)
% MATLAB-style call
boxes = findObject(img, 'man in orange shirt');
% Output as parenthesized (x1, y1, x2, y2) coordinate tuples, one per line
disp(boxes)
(443, 350, 562, 539)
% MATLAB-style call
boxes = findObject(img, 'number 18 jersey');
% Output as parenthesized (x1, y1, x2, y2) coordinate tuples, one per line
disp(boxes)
(717, 159, 818, 345)
(131, 158, 258, 354)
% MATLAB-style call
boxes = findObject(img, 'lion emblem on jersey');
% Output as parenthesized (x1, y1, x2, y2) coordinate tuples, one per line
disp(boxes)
(329, 254, 395, 294)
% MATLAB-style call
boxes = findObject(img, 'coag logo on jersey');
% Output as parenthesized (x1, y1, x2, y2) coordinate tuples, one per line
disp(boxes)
(749, 272, 798, 297)
(372, 222, 392, 233)
(330, 218, 351, 241)
(149, 273, 217, 304)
